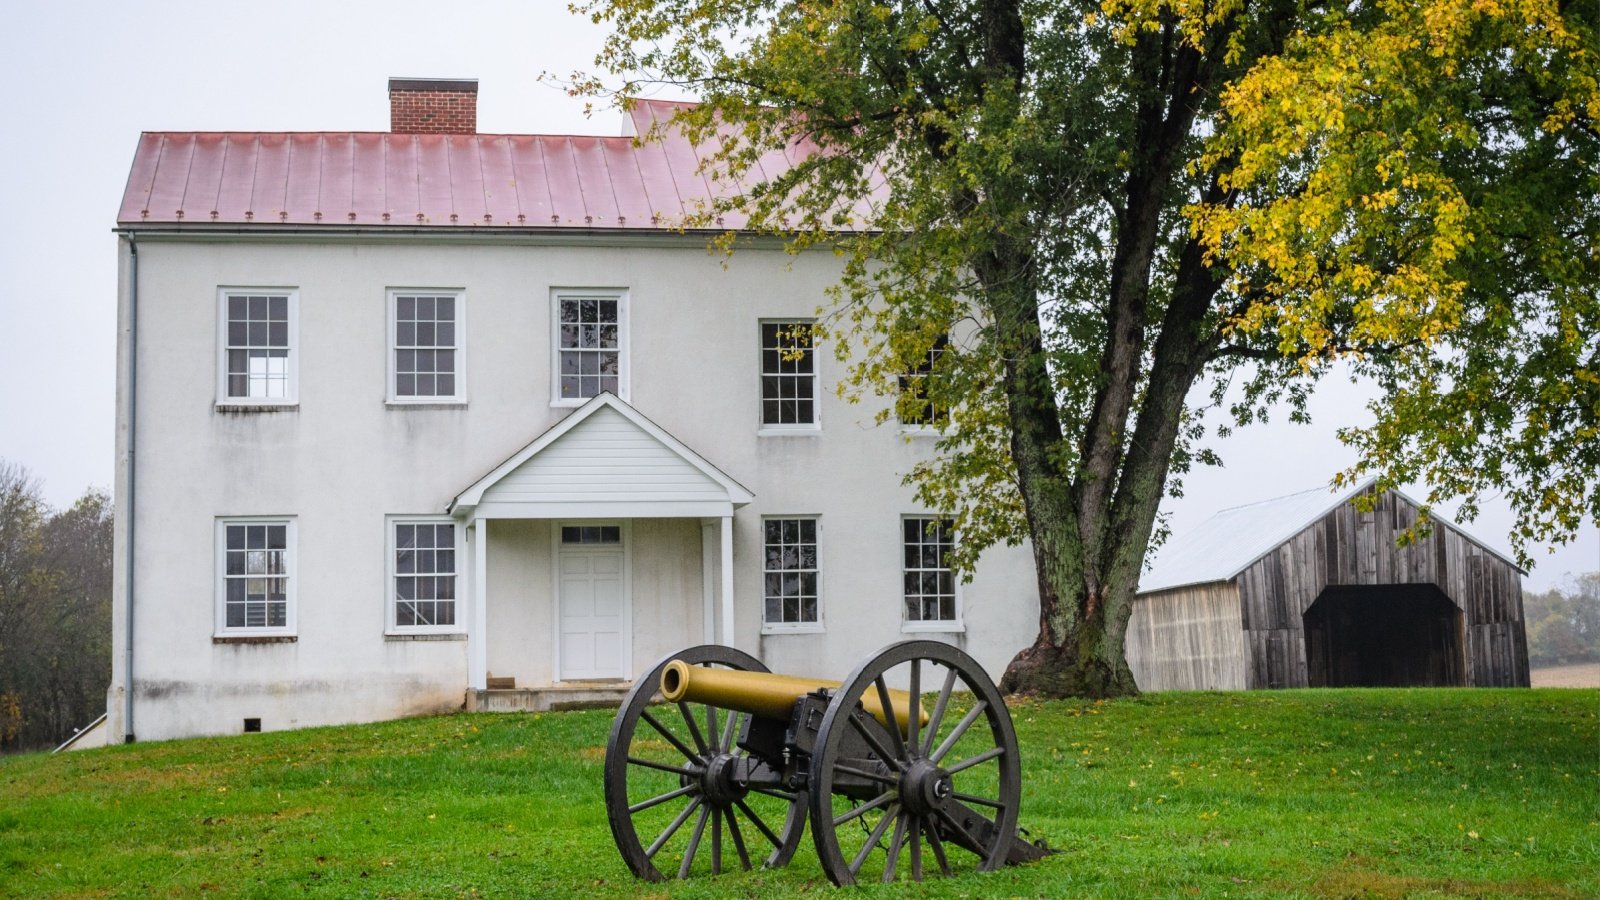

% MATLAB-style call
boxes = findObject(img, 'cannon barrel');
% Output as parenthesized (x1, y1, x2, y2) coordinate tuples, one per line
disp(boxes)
(660, 659, 927, 732)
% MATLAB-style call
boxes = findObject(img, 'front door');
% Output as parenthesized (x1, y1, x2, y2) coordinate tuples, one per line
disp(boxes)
(557, 524, 627, 680)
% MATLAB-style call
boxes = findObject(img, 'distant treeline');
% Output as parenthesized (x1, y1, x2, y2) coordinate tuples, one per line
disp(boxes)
(0, 460, 112, 753)
(1524, 573, 1600, 669)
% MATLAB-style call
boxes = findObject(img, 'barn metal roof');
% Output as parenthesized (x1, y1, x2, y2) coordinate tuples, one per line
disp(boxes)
(116, 100, 873, 232)
(1137, 479, 1522, 594)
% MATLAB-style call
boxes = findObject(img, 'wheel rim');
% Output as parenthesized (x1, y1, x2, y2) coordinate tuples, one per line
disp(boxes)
(604, 645, 807, 880)
(808, 640, 1021, 886)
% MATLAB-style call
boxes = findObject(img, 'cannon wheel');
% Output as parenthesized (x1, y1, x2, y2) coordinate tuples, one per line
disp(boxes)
(808, 640, 1021, 885)
(604, 644, 807, 880)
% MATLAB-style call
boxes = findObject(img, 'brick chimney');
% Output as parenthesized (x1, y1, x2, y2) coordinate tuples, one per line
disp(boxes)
(388, 78, 478, 134)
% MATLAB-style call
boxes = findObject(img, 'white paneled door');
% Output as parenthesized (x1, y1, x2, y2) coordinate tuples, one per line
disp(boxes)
(558, 536, 627, 680)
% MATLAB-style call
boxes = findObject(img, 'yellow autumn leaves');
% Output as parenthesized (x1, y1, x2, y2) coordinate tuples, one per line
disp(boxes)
(1151, 0, 1596, 364)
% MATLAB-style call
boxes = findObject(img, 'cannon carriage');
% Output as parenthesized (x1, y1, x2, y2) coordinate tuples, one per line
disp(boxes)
(604, 640, 1050, 885)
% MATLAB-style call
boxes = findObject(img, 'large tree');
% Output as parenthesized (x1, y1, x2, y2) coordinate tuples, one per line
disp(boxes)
(574, 0, 1599, 696)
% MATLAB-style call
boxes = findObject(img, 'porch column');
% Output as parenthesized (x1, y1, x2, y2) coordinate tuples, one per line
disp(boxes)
(468, 518, 488, 690)
(720, 514, 734, 646)
(701, 520, 716, 644)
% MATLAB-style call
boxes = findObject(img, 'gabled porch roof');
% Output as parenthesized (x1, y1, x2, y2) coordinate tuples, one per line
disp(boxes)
(449, 393, 754, 521)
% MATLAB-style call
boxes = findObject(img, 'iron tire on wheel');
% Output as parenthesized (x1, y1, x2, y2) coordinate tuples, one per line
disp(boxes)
(808, 640, 1022, 886)
(603, 644, 807, 880)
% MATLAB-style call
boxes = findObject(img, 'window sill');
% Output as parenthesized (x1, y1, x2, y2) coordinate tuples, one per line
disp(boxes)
(216, 402, 298, 413)
(213, 634, 297, 644)
(761, 624, 825, 636)
(385, 400, 469, 410)
(757, 425, 822, 437)
(901, 622, 964, 634)
(385, 632, 468, 641)
(898, 425, 944, 437)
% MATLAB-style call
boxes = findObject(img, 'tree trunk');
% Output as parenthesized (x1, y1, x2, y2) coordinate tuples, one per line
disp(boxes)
(998, 238, 1223, 699)
(1002, 579, 1139, 697)
(988, 11, 1240, 699)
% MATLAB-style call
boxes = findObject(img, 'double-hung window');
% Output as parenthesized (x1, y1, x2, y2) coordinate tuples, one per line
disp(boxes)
(216, 518, 296, 636)
(389, 518, 460, 632)
(219, 289, 297, 404)
(389, 290, 464, 403)
(760, 321, 818, 430)
(898, 334, 950, 428)
(903, 516, 959, 629)
(553, 289, 626, 403)
(762, 517, 820, 630)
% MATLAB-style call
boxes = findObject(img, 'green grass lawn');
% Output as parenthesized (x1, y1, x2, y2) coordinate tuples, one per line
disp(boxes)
(1, 689, 1594, 898)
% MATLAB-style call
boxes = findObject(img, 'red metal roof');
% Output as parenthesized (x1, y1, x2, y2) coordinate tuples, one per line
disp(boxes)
(117, 99, 873, 231)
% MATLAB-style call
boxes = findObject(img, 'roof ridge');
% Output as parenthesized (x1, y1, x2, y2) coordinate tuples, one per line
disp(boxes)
(1212, 481, 1348, 515)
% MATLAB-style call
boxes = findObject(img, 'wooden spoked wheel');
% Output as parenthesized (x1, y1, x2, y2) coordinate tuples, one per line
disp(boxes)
(808, 641, 1021, 886)
(603, 645, 807, 880)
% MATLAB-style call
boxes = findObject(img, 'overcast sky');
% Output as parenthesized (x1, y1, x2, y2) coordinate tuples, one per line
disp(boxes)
(0, 1, 1592, 591)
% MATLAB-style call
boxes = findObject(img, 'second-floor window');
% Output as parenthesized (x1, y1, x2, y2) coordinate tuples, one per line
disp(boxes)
(390, 291, 464, 402)
(760, 321, 817, 428)
(220, 289, 296, 403)
(555, 290, 625, 403)
(898, 334, 950, 427)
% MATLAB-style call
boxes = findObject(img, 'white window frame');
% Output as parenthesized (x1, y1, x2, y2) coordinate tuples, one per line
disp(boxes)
(385, 516, 466, 635)
(901, 515, 963, 633)
(550, 287, 630, 407)
(760, 515, 824, 634)
(387, 289, 467, 405)
(757, 319, 821, 435)
(214, 517, 298, 638)
(897, 333, 950, 435)
(216, 287, 299, 407)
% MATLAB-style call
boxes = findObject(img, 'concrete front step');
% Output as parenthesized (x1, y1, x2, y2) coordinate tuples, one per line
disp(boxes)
(466, 682, 634, 713)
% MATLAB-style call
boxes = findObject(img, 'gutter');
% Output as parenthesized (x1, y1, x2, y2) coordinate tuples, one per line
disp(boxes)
(123, 233, 138, 743)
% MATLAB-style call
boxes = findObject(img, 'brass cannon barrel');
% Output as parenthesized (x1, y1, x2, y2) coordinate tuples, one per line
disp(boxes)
(660, 659, 927, 732)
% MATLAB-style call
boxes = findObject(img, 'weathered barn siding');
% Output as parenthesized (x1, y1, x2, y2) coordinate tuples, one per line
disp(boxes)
(1126, 583, 1246, 690)
(1235, 489, 1528, 689)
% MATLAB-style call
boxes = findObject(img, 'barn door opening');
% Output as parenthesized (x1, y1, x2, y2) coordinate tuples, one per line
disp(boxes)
(1303, 585, 1464, 687)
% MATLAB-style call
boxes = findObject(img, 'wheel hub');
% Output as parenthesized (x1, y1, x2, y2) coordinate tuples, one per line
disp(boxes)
(698, 752, 749, 807)
(898, 758, 952, 816)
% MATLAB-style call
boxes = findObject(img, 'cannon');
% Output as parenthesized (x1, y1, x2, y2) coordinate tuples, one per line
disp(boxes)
(604, 640, 1051, 885)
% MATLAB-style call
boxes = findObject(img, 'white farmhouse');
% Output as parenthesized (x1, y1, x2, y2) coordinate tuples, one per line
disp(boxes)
(106, 79, 1039, 743)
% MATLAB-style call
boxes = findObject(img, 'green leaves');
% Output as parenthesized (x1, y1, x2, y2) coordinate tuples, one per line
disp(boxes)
(1197, 0, 1599, 563)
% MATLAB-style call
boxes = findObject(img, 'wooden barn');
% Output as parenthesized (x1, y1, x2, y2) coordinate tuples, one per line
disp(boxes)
(1127, 482, 1530, 691)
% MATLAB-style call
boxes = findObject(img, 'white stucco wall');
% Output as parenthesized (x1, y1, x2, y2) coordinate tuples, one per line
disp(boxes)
(484, 519, 553, 688)
(108, 233, 1038, 742)
(628, 518, 710, 675)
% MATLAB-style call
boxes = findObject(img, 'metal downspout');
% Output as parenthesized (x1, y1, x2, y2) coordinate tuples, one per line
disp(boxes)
(123, 234, 138, 743)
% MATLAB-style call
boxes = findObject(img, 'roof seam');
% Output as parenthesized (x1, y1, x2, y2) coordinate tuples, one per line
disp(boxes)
(133, 133, 165, 218)
(174, 135, 197, 218)
(209, 135, 230, 218)
(537, 138, 555, 223)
